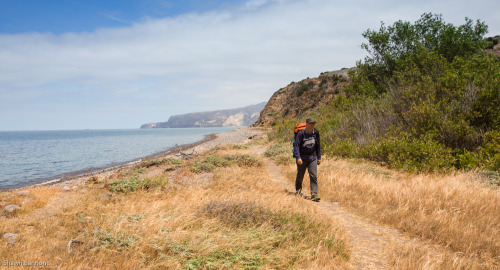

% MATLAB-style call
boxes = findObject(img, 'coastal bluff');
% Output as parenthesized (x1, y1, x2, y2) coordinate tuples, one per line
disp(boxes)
(140, 102, 266, 128)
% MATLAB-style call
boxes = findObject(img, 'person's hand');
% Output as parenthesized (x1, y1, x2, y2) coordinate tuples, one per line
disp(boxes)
(297, 159, 303, 165)
(317, 159, 321, 165)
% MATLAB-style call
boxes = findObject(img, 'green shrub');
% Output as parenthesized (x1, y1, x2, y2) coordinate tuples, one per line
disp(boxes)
(458, 130, 500, 171)
(166, 158, 182, 165)
(231, 144, 250, 149)
(106, 175, 168, 193)
(94, 229, 139, 251)
(480, 131, 500, 171)
(486, 36, 499, 49)
(456, 150, 481, 170)
(191, 154, 262, 173)
(295, 81, 315, 96)
(224, 154, 262, 167)
(263, 143, 290, 158)
(324, 137, 359, 158)
(262, 143, 294, 165)
(191, 162, 216, 173)
(364, 132, 455, 172)
(141, 157, 182, 168)
(191, 156, 232, 173)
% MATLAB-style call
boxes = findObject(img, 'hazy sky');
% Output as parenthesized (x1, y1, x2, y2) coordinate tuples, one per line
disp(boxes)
(1, 0, 499, 130)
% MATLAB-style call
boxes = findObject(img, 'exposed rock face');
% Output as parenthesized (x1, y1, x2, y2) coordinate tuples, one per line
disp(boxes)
(252, 68, 355, 127)
(141, 102, 266, 128)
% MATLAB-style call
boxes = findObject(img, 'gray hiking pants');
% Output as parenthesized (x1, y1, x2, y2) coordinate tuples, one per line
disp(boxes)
(295, 159, 318, 195)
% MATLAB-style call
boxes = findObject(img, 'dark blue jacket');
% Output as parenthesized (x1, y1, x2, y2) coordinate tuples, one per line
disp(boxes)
(293, 128, 321, 162)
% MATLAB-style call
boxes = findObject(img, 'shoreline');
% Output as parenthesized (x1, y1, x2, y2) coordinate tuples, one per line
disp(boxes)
(3, 127, 265, 191)
(27, 133, 218, 190)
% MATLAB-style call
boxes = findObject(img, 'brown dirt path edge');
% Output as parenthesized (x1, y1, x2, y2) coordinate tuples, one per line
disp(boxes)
(251, 144, 417, 270)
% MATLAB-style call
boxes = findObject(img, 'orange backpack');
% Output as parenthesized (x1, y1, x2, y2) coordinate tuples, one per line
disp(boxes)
(294, 122, 307, 134)
(292, 122, 307, 157)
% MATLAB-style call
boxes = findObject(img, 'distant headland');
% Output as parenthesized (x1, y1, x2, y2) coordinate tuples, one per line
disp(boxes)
(140, 102, 266, 128)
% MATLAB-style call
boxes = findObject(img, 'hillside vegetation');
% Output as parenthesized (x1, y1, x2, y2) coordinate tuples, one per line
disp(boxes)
(264, 13, 499, 173)
(253, 68, 354, 127)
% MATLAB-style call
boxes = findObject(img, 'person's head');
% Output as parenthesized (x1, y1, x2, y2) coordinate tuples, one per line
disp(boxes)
(306, 118, 316, 131)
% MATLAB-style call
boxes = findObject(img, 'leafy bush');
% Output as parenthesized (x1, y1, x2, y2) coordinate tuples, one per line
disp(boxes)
(106, 175, 168, 193)
(191, 156, 232, 173)
(94, 229, 139, 251)
(324, 137, 358, 158)
(296, 81, 315, 96)
(263, 143, 294, 165)
(263, 143, 290, 158)
(224, 154, 262, 167)
(141, 157, 182, 168)
(458, 130, 500, 171)
(191, 155, 262, 173)
(480, 131, 500, 171)
(485, 36, 499, 49)
(231, 144, 250, 149)
(362, 131, 455, 173)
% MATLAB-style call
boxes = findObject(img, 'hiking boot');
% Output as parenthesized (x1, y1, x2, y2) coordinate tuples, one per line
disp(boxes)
(295, 189, 302, 197)
(310, 194, 321, 202)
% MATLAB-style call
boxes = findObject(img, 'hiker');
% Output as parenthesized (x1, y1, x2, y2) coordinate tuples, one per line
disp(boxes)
(293, 118, 321, 201)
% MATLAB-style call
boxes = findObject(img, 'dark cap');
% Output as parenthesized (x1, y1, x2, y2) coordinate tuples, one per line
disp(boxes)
(306, 118, 316, 123)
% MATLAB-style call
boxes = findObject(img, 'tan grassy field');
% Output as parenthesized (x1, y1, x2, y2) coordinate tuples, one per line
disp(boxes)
(266, 142, 500, 269)
(0, 142, 349, 269)
(3, 133, 499, 269)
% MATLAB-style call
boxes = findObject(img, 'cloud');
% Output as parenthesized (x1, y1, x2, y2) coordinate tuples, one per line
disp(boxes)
(102, 13, 130, 24)
(0, 0, 499, 130)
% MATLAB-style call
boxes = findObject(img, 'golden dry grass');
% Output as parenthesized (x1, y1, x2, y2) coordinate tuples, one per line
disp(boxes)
(0, 146, 349, 269)
(278, 150, 500, 268)
(387, 239, 499, 269)
(1, 185, 58, 217)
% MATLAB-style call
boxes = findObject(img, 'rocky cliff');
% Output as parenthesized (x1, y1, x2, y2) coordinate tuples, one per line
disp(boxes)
(141, 102, 266, 128)
(252, 68, 354, 127)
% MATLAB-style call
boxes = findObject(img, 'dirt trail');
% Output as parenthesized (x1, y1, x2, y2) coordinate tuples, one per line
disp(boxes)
(252, 144, 415, 270)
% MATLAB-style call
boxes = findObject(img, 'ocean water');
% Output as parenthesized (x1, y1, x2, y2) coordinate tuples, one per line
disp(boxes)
(0, 127, 240, 190)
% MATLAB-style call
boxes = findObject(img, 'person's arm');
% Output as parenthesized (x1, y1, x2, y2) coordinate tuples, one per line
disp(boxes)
(294, 130, 302, 163)
(316, 131, 321, 164)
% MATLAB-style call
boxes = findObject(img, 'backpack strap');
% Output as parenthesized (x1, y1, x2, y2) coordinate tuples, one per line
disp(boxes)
(298, 129, 305, 146)
(292, 129, 305, 158)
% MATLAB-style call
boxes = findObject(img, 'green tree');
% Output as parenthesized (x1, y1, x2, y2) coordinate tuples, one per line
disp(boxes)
(358, 13, 489, 91)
